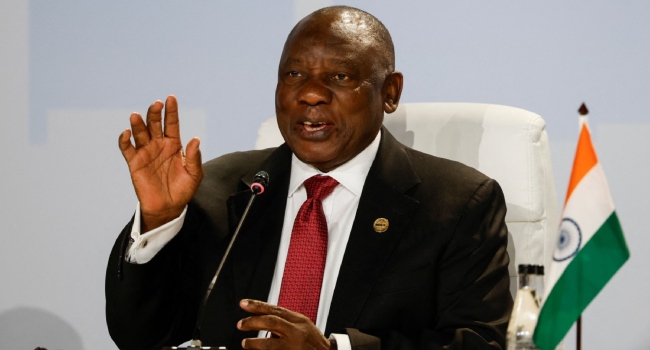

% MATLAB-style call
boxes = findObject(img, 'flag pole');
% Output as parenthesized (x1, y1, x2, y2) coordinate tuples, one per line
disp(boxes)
(577, 316, 582, 350)
(575, 102, 588, 350)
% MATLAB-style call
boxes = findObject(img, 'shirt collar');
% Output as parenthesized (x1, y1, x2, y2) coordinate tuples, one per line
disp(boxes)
(288, 131, 381, 198)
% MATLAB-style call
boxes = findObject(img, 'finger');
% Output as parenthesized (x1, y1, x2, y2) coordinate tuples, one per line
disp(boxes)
(241, 337, 283, 350)
(238, 314, 292, 337)
(118, 129, 136, 162)
(185, 137, 204, 179)
(146, 100, 164, 139)
(163, 95, 180, 139)
(130, 112, 151, 148)
(240, 299, 305, 324)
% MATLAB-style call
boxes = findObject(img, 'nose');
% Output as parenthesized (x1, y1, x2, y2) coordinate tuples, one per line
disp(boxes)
(298, 77, 332, 106)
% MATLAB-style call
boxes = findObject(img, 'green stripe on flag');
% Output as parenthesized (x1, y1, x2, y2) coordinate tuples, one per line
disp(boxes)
(533, 212, 630, 350)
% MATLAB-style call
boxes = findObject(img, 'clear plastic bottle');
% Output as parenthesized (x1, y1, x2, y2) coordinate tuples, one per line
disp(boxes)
(533, 265, 544, 307)
(506, 264, 540, 350)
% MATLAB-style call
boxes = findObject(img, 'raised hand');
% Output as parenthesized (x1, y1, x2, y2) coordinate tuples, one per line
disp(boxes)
(237, 300, 332, 350)
(118, 95, 204, 232)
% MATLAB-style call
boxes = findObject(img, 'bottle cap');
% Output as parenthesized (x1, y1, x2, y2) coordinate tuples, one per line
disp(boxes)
(518, 264, 536, 274)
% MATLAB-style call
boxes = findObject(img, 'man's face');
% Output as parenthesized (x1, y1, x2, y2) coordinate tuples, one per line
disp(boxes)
(275, 15, 388, 172)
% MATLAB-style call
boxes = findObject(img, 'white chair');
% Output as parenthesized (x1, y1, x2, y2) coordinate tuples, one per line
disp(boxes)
(255, 103, 560, 297)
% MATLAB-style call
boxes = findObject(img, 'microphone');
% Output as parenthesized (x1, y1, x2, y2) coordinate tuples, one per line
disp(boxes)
(163, 171, 269, 350)
(250, 171, 269, 194)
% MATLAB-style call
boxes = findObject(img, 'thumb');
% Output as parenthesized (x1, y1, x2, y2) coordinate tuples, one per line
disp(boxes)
(185, 137, 204, 179)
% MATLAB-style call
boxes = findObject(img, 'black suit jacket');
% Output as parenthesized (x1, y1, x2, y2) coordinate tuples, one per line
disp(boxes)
(106, 128, 512, 350)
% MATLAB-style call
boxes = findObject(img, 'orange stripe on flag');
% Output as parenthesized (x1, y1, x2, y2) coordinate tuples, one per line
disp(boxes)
(565, 123, 599, 204)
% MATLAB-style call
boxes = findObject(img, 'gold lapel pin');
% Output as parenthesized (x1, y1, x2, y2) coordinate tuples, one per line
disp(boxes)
(373, 218, 389, 233)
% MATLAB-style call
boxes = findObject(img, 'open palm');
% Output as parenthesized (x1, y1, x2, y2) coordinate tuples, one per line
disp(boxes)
(118, 95, 204, 231)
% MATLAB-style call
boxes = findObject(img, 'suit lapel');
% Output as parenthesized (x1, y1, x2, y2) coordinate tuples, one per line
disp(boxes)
(326, 128, 421, 335)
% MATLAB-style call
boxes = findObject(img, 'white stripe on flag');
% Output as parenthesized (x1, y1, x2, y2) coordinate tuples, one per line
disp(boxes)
(545, 163, 615, 288)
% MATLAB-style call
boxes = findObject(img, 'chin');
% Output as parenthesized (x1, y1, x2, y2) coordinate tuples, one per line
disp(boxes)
(297, 154, 331, 168)
(295, 152, 336, 170)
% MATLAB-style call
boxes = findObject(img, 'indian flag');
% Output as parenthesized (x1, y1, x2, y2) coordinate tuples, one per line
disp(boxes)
(533, 108, 630, 349)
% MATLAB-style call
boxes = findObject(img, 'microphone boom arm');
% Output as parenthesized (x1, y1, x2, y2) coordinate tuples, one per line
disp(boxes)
(183, 171, 270, 349)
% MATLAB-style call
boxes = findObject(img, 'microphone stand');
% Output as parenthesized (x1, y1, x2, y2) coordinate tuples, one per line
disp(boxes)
(163, 171, 269, 350)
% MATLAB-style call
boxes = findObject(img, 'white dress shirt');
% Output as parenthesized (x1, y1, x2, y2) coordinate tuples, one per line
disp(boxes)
(126, 132, 381, 349)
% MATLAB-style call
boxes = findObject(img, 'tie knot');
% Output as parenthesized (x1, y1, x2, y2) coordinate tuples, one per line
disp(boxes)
(304, 175, 339, 201)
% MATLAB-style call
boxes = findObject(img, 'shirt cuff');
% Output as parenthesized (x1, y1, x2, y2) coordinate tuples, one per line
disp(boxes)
(330, 333, 351, 350)
(125, 203, 188, 264)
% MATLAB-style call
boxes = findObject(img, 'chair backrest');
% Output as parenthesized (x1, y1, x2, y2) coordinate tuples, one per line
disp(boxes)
(255, 102, 560, 297)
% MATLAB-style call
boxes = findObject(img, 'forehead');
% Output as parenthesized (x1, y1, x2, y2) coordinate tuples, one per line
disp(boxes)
(328, 11, 380, 48)
(281, 13, 381, 65)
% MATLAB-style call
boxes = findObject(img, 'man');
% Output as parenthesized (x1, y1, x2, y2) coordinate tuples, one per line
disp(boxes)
(106, 6, 512, 350)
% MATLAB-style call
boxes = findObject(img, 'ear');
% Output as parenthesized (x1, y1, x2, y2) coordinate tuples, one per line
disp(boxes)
(382, 71, 404, 114)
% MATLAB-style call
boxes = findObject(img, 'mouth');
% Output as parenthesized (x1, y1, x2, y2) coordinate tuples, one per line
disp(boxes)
(301, 121, 330, 132)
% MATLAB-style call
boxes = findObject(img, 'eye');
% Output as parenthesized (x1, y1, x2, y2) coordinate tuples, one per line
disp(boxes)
(288, 71, 301, 77)
(334, 73, 348, 81)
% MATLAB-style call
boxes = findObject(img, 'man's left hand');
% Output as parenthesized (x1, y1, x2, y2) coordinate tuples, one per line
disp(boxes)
(238, 299, 332, 350)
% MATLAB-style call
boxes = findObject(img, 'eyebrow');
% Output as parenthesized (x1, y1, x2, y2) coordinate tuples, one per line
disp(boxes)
(283, 58, 303, 65)
(329, 58, 355, 66)
(282, 57, 357, 68)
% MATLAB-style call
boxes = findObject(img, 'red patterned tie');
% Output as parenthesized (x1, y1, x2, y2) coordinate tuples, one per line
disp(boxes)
(277, 175, 339, 323)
